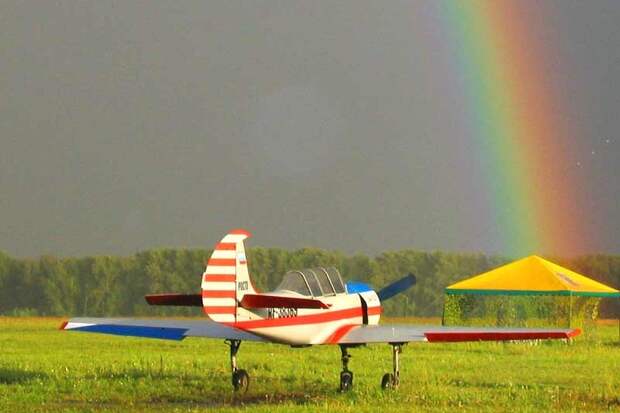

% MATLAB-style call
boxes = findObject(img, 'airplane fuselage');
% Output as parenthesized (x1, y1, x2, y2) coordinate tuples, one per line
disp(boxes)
(228, 291, 381, 345)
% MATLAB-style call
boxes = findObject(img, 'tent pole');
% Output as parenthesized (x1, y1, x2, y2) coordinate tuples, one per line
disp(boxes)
(441, 298, 445, 326)
(568, 293, 573, 329)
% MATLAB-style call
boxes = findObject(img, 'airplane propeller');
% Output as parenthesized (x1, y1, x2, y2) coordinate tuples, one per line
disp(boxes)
(377, 273, 417, 301)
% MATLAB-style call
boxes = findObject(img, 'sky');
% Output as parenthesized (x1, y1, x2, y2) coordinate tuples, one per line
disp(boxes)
(1, 1, 619, 258)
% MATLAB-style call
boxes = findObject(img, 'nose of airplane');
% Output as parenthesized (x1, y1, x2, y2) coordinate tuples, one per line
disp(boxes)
(345, 281, 373, 294)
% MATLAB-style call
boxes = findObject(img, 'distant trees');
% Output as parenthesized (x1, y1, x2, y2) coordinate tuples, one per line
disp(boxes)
(0, 248, 618, 318)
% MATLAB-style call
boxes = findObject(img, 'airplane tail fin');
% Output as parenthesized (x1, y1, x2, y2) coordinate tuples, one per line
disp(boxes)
(201, 229, 256, 323)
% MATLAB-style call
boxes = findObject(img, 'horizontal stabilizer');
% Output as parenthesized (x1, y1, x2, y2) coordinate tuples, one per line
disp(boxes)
(240, 294, 329, 309)
(145, 293, 202, 307)
(377, 273, 417, 301)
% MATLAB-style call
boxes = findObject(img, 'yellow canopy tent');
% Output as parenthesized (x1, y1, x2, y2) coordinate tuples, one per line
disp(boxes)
(445, 255, 620, 297)
(444, 256, 619, 331)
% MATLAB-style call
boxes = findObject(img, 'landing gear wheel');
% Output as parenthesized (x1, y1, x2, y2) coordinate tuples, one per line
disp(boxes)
(340, 371, 353, 392)
(382, 343, 403, 389)
(232, 369, 250, 393)
(381, 373, 395, 390)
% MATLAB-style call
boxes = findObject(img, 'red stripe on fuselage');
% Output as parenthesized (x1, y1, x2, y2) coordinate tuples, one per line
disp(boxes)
(208, 258, 236, 266)
(202, 290, 237, 298)
(228, 305, 381, 329)
(325, 324, 356, 344)
(368, 306, 382, 316)
(204, 274, 236, 282)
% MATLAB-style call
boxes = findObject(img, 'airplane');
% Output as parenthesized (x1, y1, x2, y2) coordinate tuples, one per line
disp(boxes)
(61, 229, 581, 392)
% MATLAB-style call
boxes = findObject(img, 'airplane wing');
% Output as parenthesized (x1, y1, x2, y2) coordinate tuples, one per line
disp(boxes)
(333, 324, 581, 344)
(60, 317, 267, 342)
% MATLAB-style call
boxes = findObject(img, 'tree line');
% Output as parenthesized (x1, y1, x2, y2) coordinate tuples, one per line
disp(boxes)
(0, 248, 618, 318)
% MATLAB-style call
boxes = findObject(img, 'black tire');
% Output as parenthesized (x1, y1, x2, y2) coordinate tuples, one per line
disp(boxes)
(381, 373, 394, 390)
(340, 371, 353, 392)
(232, 369, 250, 393)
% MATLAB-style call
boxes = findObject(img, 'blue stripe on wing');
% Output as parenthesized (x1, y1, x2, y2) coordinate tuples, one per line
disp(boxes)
(74, 324, 188, 340)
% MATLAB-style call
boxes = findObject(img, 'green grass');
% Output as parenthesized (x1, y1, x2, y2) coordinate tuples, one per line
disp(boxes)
(1, 317, 619, 412)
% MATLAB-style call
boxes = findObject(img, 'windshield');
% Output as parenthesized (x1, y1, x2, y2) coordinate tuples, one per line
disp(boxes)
(275, 271, 311, 296)
(275, 267, 346, 297)
(312, 268, 336, 296)
(325, 267, 346, 293)
(301, 269, 324, 297)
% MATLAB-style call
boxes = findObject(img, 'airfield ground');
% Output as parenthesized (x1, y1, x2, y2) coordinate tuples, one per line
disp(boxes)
(1, 317, 618, 412)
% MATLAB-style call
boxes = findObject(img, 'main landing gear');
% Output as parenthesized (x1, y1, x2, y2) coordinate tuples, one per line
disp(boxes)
(337, 343, 405, 391)
(226, 339, 249, 393)
(381, 343, 403, 390)
(339, 345, 353, 392)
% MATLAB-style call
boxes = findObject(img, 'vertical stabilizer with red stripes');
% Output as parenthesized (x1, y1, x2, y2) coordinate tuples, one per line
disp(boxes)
(201, 229, 256, 323)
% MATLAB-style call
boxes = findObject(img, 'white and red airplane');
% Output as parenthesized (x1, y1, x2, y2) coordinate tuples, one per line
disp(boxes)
(61, 229, 580, 392)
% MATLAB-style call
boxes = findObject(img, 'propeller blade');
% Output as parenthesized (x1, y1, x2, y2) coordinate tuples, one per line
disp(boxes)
(377, 273, 417, 301)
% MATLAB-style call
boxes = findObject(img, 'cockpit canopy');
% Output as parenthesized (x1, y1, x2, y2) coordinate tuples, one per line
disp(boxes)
(274, 267, 346, 297)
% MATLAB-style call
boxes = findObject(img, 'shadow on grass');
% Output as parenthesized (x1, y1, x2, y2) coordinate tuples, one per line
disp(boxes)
(229, 392, 327, 407)
(84, 368, 209, 381)
(75, 368, 343, 408)
(57, 389, 334, 410)
(0, 367, 47, 384)
(606, 396, 620, 408)
(446, 378, 545, 390)
(150, 392, 325, 407)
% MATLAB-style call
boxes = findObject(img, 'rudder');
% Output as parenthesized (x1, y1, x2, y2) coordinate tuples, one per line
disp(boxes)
(201, 229, 256, 323)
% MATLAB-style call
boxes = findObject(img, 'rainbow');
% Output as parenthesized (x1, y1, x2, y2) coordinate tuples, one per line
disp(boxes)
(438, 2, 587, 257)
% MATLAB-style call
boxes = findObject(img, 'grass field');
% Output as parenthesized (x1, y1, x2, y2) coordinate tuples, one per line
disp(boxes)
(1, 317, 619, 412)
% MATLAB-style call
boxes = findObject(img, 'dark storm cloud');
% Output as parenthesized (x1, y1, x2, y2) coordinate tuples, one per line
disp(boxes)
(1, 1, 619, 257)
